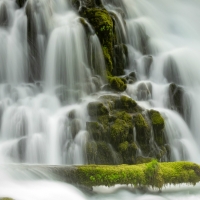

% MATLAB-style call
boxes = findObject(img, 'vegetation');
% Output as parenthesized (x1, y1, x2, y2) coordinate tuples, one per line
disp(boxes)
(73, 161, 200, 189)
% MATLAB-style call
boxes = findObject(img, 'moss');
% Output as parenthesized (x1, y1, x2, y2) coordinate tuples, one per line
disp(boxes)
(107, 76, 127, 92)
(86, 141, 119, 165)
(136, 156, 154, 164)
(114, 111, 133, 128)
(0, 199, 13, 200)
(119, 141, 138, 164)
(149, 110, 165, 146)
(87, 101, 109, 117)
(86, 141, 98, 164)
(149, 110, 165, 131)
(110, 119, 129, 147)
(81, 8, 114, 74)
(74, 161, 200, 189)
(133, 114, 150, 145)
(86, 121, 105, 141)
(118, 95, 137, 112)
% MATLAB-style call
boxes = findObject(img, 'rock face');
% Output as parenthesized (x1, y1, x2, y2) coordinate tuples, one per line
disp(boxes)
(76, 0, 128, 79)
(16, 0, 27, 8)
(85, 94, 167, 165)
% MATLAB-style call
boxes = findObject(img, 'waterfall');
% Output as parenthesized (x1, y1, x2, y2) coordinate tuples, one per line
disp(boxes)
(1, 0, 200, 199)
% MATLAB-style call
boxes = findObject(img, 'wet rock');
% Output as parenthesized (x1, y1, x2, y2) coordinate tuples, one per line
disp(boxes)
(87, 101, 109, 117)
(142, 55, 153, 77)
(0, 2, 8, 27)
(163, 56, 181, 84)
(16, 0, 27, 8)
(124, 71, 137, 84)
(68, 109, 77, 120)
(71, 0, 80, 10)
(137, 82, 152, 101)
(86, 121, 105, 141)
(148, 110, 165, 146)
(113, 44, 127, 76)
(95, 0, 103, 7)
(101, 84, 112, 91)
(119, 141, 138, 164)
(168, 83, 184, 116)
(99, 94, 139, 113)
(91, 76, 101, 91)
(108, 76, 127, 92)
(80, 7, 114, 74)
(86, 141, 122, 164)
(133, 113, 150, 145)
(70, 119, 81, 138)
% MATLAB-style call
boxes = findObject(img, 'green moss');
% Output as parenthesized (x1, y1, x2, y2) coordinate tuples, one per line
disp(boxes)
(0, 198, 14, 200)
(119, 141, 138, 164)
(110, 119, 129, 147)
(136, 156, 154, 164)
(86, 141, 120, 165)
(74, 161, 200, 189)
(108, 76, 127, 92)
(86, 141, 98, 164)
(87, 101, 109, 117)
(99, 94, 138, 113)
(149, 110, 165, 146)
(86, 121, 105, 141)
(115, 111, 133, 128)
(119, 95, 137, 112)
(81, 8, 114, 74)
(149, 110, 165, 131)
(133, 114, 150, 145)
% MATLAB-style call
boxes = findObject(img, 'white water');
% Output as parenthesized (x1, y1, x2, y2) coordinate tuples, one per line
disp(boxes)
(0, 0, 200, 199)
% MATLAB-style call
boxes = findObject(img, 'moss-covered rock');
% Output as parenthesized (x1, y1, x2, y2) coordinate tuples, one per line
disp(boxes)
(114, 44, 127, 76)
(86, 121, 105, 141)
(99, 94, 139, 113)
(148, 110, 165, 146)
(119, 141, 138, 164)
(87, 101, 109, 117)
(86, 141, 121, 165)
(107, 76, 127, 92)
(80, 7, 114, 74)
(110, 118, 129, 147)
(70, 119, 81, 138)
(133, 113, 150, 144)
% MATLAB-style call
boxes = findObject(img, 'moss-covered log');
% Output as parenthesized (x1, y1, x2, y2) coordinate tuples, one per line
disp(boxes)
(6, 161, 200, 190)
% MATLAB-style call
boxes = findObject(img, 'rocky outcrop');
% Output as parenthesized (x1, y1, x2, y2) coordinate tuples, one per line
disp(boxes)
(85, 94, 167, 164)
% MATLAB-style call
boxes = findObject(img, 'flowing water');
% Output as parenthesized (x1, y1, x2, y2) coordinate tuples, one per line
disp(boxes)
(0, 0, 200, 199)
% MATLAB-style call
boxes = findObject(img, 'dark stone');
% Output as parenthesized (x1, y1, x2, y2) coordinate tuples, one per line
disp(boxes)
(86, 121, 105, 141)
(87, 101, 109, 117)
(70, 119, 81, 138)
(16, 0, 27, 8)
(168, 83, 184, 117)
(0, 2, 8, 27)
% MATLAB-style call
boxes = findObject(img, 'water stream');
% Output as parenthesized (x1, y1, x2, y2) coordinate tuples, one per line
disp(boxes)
(0, 0, 200, 199)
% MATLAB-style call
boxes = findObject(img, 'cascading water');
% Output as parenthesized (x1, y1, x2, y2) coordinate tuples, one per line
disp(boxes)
(1, 0, 200, 199)
(0, 0, 106, 165)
